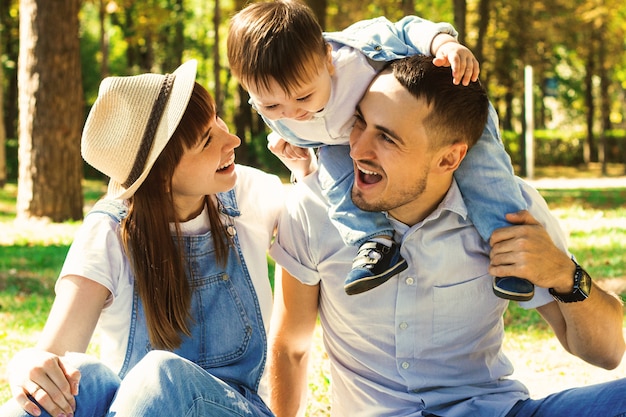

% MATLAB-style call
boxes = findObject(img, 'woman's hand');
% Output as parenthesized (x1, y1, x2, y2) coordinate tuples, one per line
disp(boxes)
(8, 349, 80, 417)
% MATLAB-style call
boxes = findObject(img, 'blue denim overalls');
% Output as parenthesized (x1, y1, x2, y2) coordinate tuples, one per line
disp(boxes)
(115, 190, 267, 393)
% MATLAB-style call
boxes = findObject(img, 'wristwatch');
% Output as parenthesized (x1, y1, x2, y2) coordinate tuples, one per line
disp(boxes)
(549, 260, 592, 303)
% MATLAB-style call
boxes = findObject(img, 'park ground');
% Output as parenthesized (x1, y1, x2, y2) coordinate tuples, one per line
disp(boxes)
(1, 164, 626, 413)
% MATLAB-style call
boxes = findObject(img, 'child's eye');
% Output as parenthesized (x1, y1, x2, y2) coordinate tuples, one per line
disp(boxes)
(263, 104, 278, 111)
(296, 94, 312, 102)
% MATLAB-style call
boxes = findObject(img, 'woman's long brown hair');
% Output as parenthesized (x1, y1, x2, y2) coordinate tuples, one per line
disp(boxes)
(121, 82, 230, 350)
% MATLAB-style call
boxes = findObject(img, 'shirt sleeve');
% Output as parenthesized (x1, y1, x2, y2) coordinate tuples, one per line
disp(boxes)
(269, 176, 329, 286)
(58, 213, 126, 308)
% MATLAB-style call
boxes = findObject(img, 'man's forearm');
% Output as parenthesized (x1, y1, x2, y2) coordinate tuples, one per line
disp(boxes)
(268, 346, 310, 417)
(558, 282, 625, 369)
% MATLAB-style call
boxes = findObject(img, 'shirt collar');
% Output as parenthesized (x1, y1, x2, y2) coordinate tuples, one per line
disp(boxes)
(387, 179, 469, 237)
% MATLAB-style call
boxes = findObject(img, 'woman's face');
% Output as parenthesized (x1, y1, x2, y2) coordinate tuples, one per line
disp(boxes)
(171, 115, 241, 220)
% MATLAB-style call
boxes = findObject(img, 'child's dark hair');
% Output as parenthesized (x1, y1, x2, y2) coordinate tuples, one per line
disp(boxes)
(385, 55, 489, 150)
(227, 0, 328, 96)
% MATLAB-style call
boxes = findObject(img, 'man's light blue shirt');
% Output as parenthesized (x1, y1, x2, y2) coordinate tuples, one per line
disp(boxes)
(270, 173, 566, 417)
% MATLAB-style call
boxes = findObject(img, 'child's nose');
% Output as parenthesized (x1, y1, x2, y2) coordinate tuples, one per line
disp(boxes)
(282, 106, 301, 119)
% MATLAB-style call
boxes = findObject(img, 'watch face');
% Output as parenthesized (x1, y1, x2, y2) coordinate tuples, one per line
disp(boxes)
(580, 269, 592, 295)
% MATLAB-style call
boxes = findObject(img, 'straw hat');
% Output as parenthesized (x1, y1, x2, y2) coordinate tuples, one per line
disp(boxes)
(82, 59, 197, 200)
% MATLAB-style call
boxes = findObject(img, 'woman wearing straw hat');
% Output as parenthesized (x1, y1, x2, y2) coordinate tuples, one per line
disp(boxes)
(1, 59, 304, 417)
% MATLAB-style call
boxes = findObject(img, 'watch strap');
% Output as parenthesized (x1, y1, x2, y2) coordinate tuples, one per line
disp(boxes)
(549, 260, 591, 303)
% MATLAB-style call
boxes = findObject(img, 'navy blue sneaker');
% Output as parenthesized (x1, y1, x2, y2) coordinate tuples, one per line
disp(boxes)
(493, 276, 534, 301)
(344, 241, 408, 295)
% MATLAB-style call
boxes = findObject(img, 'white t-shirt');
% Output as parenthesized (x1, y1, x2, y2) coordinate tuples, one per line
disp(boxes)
(59, 165, 284, 374)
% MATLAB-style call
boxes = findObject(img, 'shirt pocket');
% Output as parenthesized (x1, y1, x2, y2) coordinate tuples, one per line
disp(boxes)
(177, 272, 252, 369)
(432, 273, 506, 347)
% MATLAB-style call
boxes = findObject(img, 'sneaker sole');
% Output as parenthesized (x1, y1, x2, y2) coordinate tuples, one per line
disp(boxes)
(492, 279, 534, 302)
(344, 260, 408, 295)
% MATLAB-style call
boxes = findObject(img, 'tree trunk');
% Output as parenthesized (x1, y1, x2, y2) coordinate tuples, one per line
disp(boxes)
(17, 0, 84, 222)
(474, 0, 490, 65)
(400, 0, 414, 16)
(0, 33, 6, 187)
(305, 0, 327, 30)
(231, 0, 253, 165)
(1, 0, 19, 141)
(598, 29, 610, 175)
(453, 0, 467, 45)
(584, 52, 595, 165)
(213, 0, 222, 113)
(99, 0, 109, 79)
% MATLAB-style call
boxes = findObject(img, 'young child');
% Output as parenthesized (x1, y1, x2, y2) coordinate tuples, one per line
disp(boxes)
(227, 0, 533, 300)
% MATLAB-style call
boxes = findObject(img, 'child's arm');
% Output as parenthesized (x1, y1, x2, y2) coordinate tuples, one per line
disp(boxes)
(431, 33, 480, 86)
(326, 16, 479, 86)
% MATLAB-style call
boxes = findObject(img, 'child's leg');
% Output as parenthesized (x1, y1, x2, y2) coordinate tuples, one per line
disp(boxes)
(455, 103, 534, 301)
(317, 145, 407, 295)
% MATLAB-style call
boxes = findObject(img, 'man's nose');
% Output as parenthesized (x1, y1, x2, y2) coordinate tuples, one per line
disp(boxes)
(349, 131, 372, 160)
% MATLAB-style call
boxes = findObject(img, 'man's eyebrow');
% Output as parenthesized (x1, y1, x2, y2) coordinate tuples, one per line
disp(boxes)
(355, 105, 404, 145)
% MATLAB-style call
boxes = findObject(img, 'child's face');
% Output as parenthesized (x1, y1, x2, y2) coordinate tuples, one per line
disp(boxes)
(247, 58, 334, 122)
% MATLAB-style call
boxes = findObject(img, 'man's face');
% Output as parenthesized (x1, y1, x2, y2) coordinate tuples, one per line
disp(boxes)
(349, 71, 438, 226)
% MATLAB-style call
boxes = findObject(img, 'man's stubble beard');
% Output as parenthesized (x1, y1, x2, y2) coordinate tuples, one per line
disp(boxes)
(351, 170, 428, 214)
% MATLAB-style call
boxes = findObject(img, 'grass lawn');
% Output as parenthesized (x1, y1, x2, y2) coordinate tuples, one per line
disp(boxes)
(1, 166, 625, 413)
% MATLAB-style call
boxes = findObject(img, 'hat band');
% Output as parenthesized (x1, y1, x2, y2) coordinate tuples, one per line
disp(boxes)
(123, 73, 176, 189)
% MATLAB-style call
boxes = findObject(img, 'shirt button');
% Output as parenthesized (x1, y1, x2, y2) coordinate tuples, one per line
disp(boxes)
(227, 226, 236, 236)
(401, 361, 410, 369)
(405, 277, 415, 285)
(399, 322, 408, 330)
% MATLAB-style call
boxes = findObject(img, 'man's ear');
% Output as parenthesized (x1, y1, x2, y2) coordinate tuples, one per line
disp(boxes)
(325, 43, 335, 76)
(436, 142, 468, 173)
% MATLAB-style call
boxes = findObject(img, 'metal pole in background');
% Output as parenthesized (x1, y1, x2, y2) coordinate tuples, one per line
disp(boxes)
(524, 65, 535, 180)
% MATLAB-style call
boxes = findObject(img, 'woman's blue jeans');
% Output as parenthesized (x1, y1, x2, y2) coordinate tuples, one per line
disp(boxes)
(0, 351, 273, 417)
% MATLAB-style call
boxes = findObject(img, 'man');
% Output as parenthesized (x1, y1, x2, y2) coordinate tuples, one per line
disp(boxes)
(267, 55, 626, 416)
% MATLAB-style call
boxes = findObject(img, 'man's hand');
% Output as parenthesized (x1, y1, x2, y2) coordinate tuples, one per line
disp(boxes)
(489, 210, 574, 291)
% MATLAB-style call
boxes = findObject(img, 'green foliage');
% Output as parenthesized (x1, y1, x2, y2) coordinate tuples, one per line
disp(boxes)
(502, 129, 626, 167)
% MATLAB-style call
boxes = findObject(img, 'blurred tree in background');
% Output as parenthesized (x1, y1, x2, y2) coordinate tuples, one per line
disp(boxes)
(1, 0, 625, 221)
(16, 0, 84, 222)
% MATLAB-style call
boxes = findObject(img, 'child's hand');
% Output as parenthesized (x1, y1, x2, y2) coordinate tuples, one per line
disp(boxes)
(267, 134, 318, 181)
(433, 42, 480, 86)
(268, 135, 310, 160)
